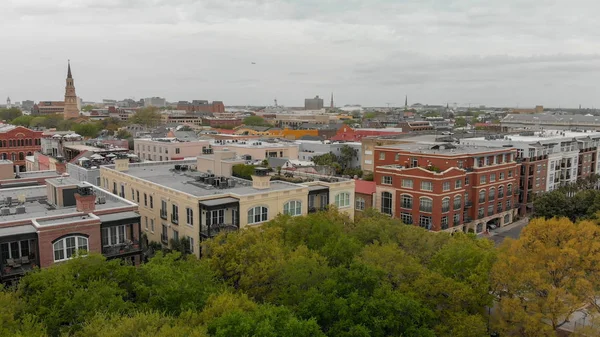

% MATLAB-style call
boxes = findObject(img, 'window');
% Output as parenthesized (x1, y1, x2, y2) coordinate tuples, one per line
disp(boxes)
(498, 186, 504, 198)
(479, 190, 486, 203)
(248, 206, 268, 224)
(150, 196, 154, 208)
(478, 208, 484, 219)
(102, 226, 127, 247)
(284, 200, 302, 216)
(131, 188, 135, 201)
(419, 197, 433, 213)
(381, 192, 393, 215)
(173, 229, 179, 242)
(480, 175, 487, 184)
(421, 181, 433, 191)
(489, 188, 496, 201)
(499, 172, 505, 180)
(175, 148, 180, 154)
(186, 207, 194, 226)
(442, 182, 450, 191)
(145, 216, 148, 230)
(441, 216, 449, 230)
(453, 213, 460, 226)
(441, 197, 450, 213)
(465, 176, 470, 185)
(379, 152, 385, 160)
(355, 197, 366, 210)
(402, 179, 413, 188)
(160, 200, 167, 219)
(189, 237, 194, 253)
(120, 184, 125, 198)
(487, 204, 494, 216)
(144, 193, 147, 207)
(400, 212, 413, 225)
(161, 225, 168, 242)
(150, 219, 155, 232)
(208, 209, 225, 226)
(507, 184, 513, 195)
(171, 204, 179, 224)
(506, 200, 512, 209)
(53, 236, 88, 262)
(419, 215, 432, 230)
(395, 153, 400, 161)
(401, 194, 413, 209)
(455, 179, 462, 189)
(382, 176, 392, 185)
(490, 173, 496, 182)
(504, 214, 510, 224)
(453, 195, 462, 210)
(497, 202, 503, 213)
(508, 170, 513, 178)
(335, 193, 350, 208)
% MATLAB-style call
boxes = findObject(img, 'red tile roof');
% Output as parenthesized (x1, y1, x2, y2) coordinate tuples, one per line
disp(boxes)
(355, 180, 376, 194)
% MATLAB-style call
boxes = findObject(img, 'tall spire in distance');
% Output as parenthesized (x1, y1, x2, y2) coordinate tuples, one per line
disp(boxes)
(67, 59, 72, 79)
(330, 92, 334, 109)
(63, 60, 80, 119)
(404, 95, 408, 111)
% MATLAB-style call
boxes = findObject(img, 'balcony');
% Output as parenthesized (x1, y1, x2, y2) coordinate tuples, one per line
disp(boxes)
(102, 240, 141, 257)
(201, 222, 239, 238)
(160, 210, 167, 220)
(308, 206, 329, 213)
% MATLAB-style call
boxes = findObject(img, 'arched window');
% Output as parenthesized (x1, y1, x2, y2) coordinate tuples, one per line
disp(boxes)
(476, 223, 484, 233)
(419, 197, 433, 213)
(27, 152, 32, 156)
(498, 186, 504, 198)
(504, 214, 510, 224)
(381, 192, 393, 215)
(18, 152, 24, 160)
(8, 140, 12, 147)
(283, 200, 302, 216)
(11, 153, 16, 161)
(335, 192, 350, 208)
(355, 197, 366, 211)
(441, 197, 450, 212)
(488, 188, 496, 200)
(247, 206, 268, 224)
(479, 189, 486, 203)
(53, 236, 88, 262)
(401, 194, 413, 209)
(453, 195, 462, 210)
(507, 184, 513, 195)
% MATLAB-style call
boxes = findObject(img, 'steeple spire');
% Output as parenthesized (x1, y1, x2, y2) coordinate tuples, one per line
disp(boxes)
(404, 95, 408, 111)
(330, 92, 334, 109)
(67, 60, 72, 79)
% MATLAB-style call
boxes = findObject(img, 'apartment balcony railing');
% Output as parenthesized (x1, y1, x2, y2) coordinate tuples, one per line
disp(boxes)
(308, 206, 329, 213)
(201, 223, 239, 238)
(102, 240, 141, 257)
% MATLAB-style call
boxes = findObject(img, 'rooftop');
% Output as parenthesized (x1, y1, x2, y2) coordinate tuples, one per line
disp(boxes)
(379, 143, 512, 155)
(467, 130, 600, 143)
(0, 181, 135, 223)
(211, 139, 298, 148)
(355, 180, 376, 195)
(0, 124, 17, 133)
(104, 160, 304, 198)
(503, 114, 600, 124)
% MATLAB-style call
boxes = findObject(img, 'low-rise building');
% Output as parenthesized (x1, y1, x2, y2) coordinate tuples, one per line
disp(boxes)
(330, 126, 404, 142)
(373, 143, 521, 233)
(210, 139, 299, 160)
(354, 180, 376, 215)
(0, 124, 43, 173)
(296, 140, 362, 168)
(99, 158, 355, 257)
(501, 113, 600, 131)
(134, 138, 211, 161)
(177, 100, 225, 113)
(0, 177, 141, 282)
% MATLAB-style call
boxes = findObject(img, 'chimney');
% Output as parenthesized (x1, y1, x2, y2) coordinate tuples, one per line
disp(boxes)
(55, 161, 67, 174)
(75, 186, 96, 213)
(251, 167, 271, 190)
(114, 157, 129, 172)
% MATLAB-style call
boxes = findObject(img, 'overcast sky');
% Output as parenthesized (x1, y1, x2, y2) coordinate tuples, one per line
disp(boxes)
(1, 0, 599, 108)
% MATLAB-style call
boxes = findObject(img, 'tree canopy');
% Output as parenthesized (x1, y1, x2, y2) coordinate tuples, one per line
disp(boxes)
(129, 107, 162, 128)
(242, 115, 270, 126)
(0, 107, 22, 122)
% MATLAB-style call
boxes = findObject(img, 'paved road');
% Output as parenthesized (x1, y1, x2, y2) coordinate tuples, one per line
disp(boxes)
(486, 217, 529, 246)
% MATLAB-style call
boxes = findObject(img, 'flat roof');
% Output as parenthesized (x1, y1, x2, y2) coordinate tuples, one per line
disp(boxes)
(467, 130, 600, 143)
(112, 161, 303, 198)
(97, 211, 140, 223)
(379, 143, 511, 155)
(200, 197, 239, 207)
(0, 224, 36, 236)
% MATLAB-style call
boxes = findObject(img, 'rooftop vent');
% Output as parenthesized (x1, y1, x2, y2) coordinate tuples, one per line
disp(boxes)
(15, 206, 25, 214)
(1, 208, 9, 216)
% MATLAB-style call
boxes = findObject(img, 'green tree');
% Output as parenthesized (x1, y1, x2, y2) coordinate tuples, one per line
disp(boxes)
(242, 115, 270, 126)
(311, 152, 341, 173)
(339, 145, 357, 170)
(29, 117, 47, 128)
(116, 129, 133, 139)
(9, 115, 34, 127)
(130, 107, 162, 128)
(454, 117, 467, 127)
(81, 105, 95, 112)
(56, 119, 74, 131)
(0, 107, 23, 121)
(72, 122, 101, 138)
(231, 164, 257, 180)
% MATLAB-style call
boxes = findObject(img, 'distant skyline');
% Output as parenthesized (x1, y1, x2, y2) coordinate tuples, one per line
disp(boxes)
(2, 0, 600, 108)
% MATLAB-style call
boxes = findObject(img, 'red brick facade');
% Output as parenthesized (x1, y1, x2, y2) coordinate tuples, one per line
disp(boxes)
(0, 126, 43, 172)
(37, 218, 102, 268)
(374, 145, 521, 233)
(177, 101, 225, 113)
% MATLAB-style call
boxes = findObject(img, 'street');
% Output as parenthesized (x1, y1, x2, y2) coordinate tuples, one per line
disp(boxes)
(485, 217, 530, 246)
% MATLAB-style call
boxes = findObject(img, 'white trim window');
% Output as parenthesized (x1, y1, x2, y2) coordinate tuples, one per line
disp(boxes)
(381, 192, 393, 215)
(335, 192, 351, 208)
(186, 207, 194, 227)
(382, 176, 393, 185)
(102, 226, 127, 247)
(248, 206, 268, 224)
(355, 197, 366, 211)
(283, 200, 302, 216)
(54, 236, 88, 262)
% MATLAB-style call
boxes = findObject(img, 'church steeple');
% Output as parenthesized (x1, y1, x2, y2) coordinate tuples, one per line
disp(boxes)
(404, 95, 408, 111)
(330, 92, 334, 109)
(67, 60, 72, 79)
(63, 60, 80, 119)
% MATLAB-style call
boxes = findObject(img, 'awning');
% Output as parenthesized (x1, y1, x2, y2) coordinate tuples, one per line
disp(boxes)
(200, 197, 239, 208)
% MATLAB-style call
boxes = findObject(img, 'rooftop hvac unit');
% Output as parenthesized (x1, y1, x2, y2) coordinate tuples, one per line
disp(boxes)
(174, 164, 181, 171)
(97, 196, 106, 204)
(5, 196, 12, 206)
(181, 165, 188, 171)
(15, 206, 25, 214)
(1, 208, 9, 216)
(228, 179, 236, 188)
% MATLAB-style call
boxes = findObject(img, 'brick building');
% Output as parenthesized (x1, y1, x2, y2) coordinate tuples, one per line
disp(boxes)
(201, 117, 243, 128)
(32, 101, 65, 115)
(177, 100, 225, 113)
(354, 180, 376, 215)
(330, 126, 404, 142)
(373, 143, 520, 233)
(0, 177, 141, 282)
(0, 124, 43, 172)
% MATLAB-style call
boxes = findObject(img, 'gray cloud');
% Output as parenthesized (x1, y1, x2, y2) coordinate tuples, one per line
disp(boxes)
(1, 0, 600, 107)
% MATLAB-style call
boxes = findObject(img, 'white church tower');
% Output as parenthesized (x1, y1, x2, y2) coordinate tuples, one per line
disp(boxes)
(6, 97, 11, 109)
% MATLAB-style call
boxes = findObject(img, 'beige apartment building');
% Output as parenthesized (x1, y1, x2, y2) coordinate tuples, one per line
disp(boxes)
(135, 138, 211, 161)
(210, 139, 299, 160)
(100, 157, 354, 257)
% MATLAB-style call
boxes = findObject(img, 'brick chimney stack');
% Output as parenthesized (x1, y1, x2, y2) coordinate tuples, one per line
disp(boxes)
(75, 192, 96, 213)
(251, 167, 271, 190)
